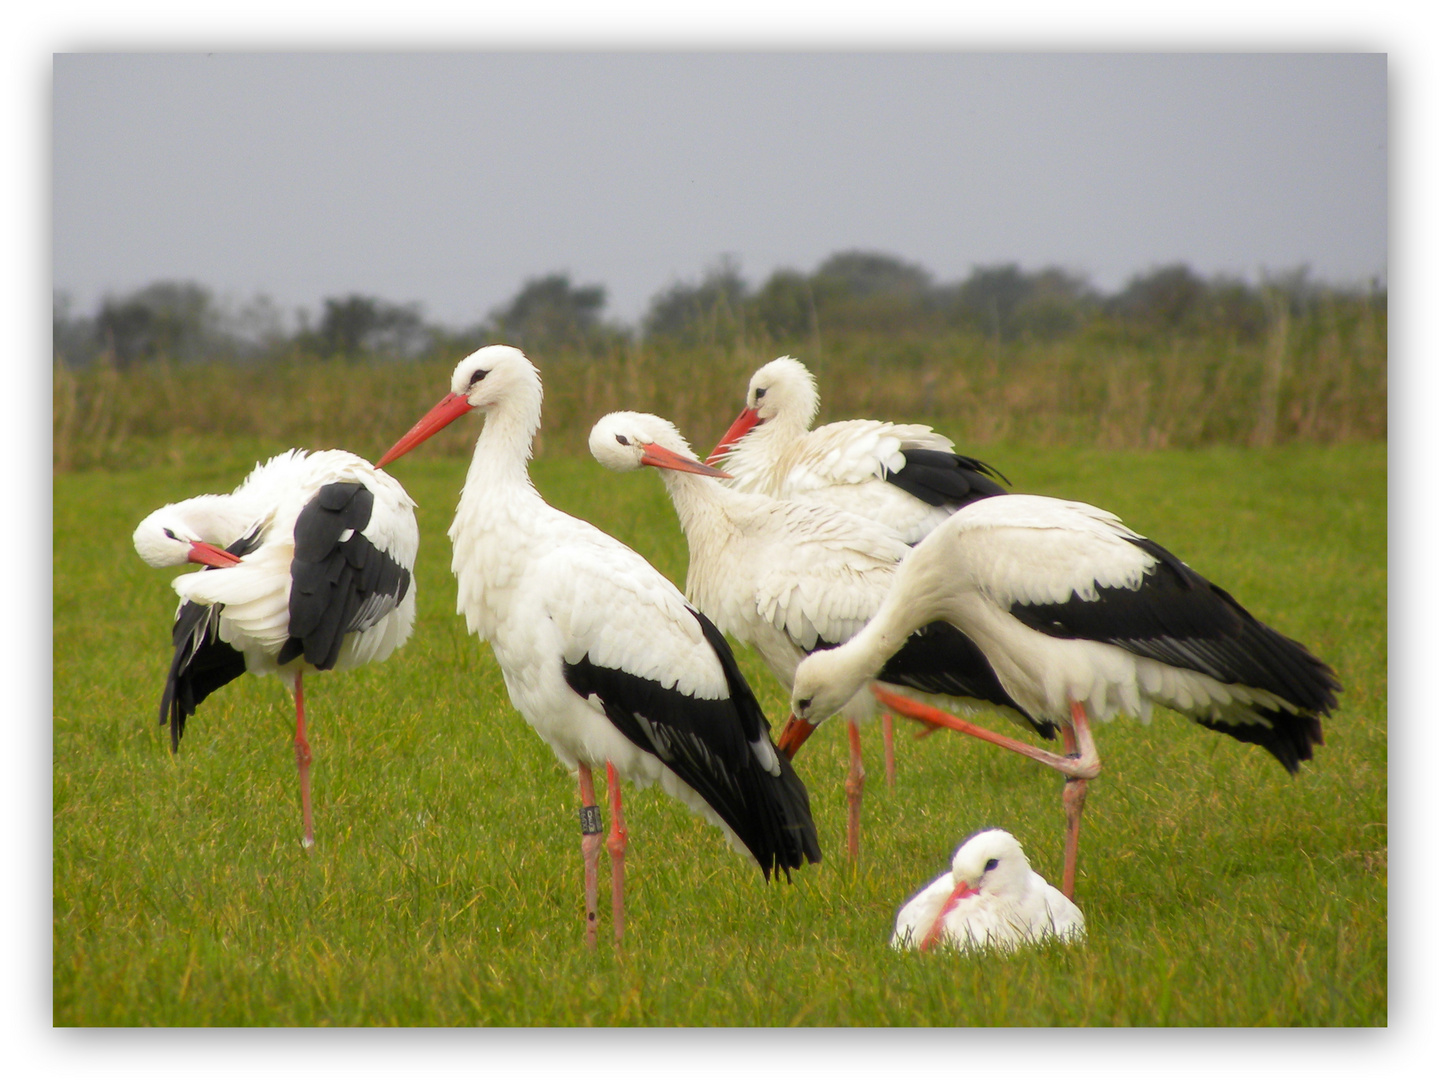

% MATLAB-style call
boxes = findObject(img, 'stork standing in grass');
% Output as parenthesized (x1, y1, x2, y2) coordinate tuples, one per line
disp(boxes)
(706, 355, 1010, 782)
(787, 493, 1341, 897)
(589, 411, 1047, 861)
(133, 448, 419, 848)
(376, 346, 820, 947)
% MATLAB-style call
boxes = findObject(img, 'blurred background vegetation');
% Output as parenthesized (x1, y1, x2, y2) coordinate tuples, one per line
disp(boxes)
(53, 250, 1386, 471)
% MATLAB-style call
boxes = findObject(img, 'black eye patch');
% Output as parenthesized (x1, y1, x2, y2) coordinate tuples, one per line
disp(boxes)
(615, 434, 630, 446)
(754, 387, 768, 400)
(163, 528, 179, 541)
(984, 858, 999, 871)
(468, 368, 489, 389)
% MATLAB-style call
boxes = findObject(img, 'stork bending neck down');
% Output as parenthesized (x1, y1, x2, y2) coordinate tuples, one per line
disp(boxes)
(786, 492, 1338, 899)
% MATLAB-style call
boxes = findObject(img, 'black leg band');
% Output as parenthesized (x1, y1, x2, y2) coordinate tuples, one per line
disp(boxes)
(579, 804, 603, 835)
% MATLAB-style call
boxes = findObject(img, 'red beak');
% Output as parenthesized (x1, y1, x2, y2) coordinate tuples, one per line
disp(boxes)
(919, 878, 980, 952)
(704, 406, 761, 466)
(775, 714, 818, 760)
(378, 392, 475, 467)
(188, 541, 242, 568)
(639, 443, 732, 479)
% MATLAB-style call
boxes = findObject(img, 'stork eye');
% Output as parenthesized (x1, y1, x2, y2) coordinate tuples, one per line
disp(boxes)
(754, 387, 767, 400)
(615, 434, 630, 446)
(467, 368, 489, 389)
(984, 858, 999, 871)
(163, 528, 179, 541)
(797, 696, 812, 712)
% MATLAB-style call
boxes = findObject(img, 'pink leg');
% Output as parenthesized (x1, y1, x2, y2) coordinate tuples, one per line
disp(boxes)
(872, 686, 1099, 781)
(1060, 702, 1093, 900)
(882, 712, 897, 788)
(872, 686, 1101, 899)
(606, 761, 628, 947)
(845, 719, 865, 861)
(293, 673, 315, 849)
(577, 763, 602, 949)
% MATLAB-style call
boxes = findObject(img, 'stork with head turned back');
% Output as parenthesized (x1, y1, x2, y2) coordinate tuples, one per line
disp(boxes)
(133, 448, 419, 848)
(376, 346, 820, 948)
(705, 355, 1010, 784)
(705, 356, 1008, 545)
(787, 492, 1341, 898)
(589, 410, 1048, 862)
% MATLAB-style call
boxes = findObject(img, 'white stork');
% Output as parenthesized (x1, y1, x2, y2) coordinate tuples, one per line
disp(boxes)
(787, 493, 1341, 897)
(132, 448, 419, 847)
(892, 828, 1085, 954)
(705, 356, 1008, 545)
(589, 411, 1049, 861)
(375, 346, 820, 948)
(705, 354, 1010, 782)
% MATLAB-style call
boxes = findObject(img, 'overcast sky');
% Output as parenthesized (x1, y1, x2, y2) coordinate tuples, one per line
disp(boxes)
(53, 52, 1386, 329)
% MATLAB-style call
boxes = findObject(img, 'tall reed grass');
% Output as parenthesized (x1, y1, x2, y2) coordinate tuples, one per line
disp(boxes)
(53, 304, 1386, 472)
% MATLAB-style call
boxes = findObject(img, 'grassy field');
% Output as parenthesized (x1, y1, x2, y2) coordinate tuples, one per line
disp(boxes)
(52, 439, 1386, 1026)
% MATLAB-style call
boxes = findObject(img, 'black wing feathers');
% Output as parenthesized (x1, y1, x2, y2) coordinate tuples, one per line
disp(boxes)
(882, 448, 1010, 510)
(278, 482, 411, 670)
(562, 608, 821, 880)
(1008, 534, 1339, 772)
(158, 533, 256, 752)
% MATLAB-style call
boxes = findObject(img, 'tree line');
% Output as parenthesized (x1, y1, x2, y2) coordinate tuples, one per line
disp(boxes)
(52, 250, 1385, 370)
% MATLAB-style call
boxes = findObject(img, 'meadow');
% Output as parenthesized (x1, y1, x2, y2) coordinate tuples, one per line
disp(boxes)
(53, 422, 1385, 1026)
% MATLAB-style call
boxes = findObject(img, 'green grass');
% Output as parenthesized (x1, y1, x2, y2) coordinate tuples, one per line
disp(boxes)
(52, 441, 1386, 1026)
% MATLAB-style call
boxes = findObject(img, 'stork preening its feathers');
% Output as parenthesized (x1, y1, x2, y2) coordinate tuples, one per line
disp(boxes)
(376, 346, 820, 947)
(133, 448, 419, 847)
(789, 492, 1340, 896)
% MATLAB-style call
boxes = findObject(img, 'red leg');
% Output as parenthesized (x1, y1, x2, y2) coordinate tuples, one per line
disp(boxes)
(882, 712, 897, 788)
(293, 673, 315, 849)
(845, 719, 865, 861)
(577, 763, 602, 949)
(606, 761, 628, 947)
(872, 686, 1100, 781)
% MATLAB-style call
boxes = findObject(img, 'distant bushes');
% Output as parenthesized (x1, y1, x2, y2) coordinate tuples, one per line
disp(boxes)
(54, 307, 1385, 473)
(52, 251, 1385, 470)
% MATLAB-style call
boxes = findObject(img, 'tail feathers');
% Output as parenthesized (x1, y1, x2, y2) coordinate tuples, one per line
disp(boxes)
(742, 746, 824, 882)
(1196, 705, 1326, 776)
(160, 601, 247, 751)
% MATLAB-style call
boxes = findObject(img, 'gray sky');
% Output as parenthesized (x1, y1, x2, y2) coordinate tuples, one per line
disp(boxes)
(53, 52, 1386, 329)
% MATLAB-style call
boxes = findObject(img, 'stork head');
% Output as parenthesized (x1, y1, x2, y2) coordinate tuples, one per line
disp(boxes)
(589, 411, 731, 479)
(705, 355, 818, 465)
(775, 645, 871, 758)
(379, 345, 539, 467)
(948, 828, 1030, 900)
(133, 505, 243, 570)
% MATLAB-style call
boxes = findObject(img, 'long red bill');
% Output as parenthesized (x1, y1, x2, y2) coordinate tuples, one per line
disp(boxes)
(378, 392, 475, 468)
(704, 407, 761, 466)
(639, 443, 732, 479)
(188, 541, 242, 568)
(919, 878, 980, 952)
(775, 715, 818, 760)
